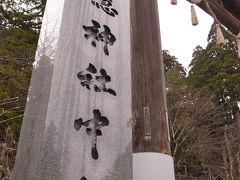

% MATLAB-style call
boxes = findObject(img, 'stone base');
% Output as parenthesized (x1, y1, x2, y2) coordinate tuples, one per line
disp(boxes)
(133, 153, 175, 180)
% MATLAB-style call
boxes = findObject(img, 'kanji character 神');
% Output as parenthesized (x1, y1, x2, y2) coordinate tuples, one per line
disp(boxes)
(83, 20, 116, 56)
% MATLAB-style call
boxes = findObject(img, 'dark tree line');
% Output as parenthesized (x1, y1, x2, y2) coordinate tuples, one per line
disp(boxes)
(164, 24, 240, 179)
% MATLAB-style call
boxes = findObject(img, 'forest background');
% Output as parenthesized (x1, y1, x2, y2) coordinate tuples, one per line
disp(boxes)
(0, 0, 239, 179)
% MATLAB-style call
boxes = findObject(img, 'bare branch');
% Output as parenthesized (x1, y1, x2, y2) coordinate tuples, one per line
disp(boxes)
(0, 115, 24, 125)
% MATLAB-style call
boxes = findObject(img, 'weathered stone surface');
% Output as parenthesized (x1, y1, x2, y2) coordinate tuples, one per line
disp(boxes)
(13, 0, 132, 179)
(13, 0, 66, 179)
(12, 55, 54, 180)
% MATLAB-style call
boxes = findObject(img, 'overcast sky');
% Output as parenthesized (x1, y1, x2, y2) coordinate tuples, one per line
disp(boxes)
(158, 0, 213, 68)
(41, 0, 213, 69)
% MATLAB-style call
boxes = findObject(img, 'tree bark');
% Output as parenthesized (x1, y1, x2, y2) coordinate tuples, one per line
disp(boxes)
(224, 125, 234, 180)
(237, 147, 240, 177)
(237, 112, 240, 177)
(223, 149, 229, 180)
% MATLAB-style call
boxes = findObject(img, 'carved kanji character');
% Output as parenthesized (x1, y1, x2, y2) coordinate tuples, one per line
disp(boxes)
(98, 25, 116, 56)
(94, 69, 116, 96)
(83, 20, 116, 56)
(83, 20, 101, 47)
(77, 63, 97, 90)
(91, 0, 118, 17)
(74, 109, 109, 160)
(77, 64, 116, 96)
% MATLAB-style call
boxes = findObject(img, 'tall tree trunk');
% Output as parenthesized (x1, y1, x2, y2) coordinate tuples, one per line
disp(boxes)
(208, 167, 212, 180)
(224, 125, 234, 180)
(223, 149, 229, 180)
(237, 112, 240, 176)
(237, 147, 240, 177)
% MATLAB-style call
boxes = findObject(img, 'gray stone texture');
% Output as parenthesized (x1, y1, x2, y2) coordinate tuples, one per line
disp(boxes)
(13, 0, 132, 179)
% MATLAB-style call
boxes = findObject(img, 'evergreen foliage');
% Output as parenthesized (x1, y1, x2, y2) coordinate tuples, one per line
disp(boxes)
(188, 24, 240, 120)
(164, 43, 240, 178)
(0, 0, 46, 30)
(0, 27, 38, 137)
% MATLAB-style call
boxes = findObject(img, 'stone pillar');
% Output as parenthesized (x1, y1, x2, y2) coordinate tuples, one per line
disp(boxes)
(13, 0, 132, 179)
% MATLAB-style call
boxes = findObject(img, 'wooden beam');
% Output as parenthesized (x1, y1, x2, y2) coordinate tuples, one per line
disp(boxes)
(222, 0, 240, 20)
(188, 0, 240, 35)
